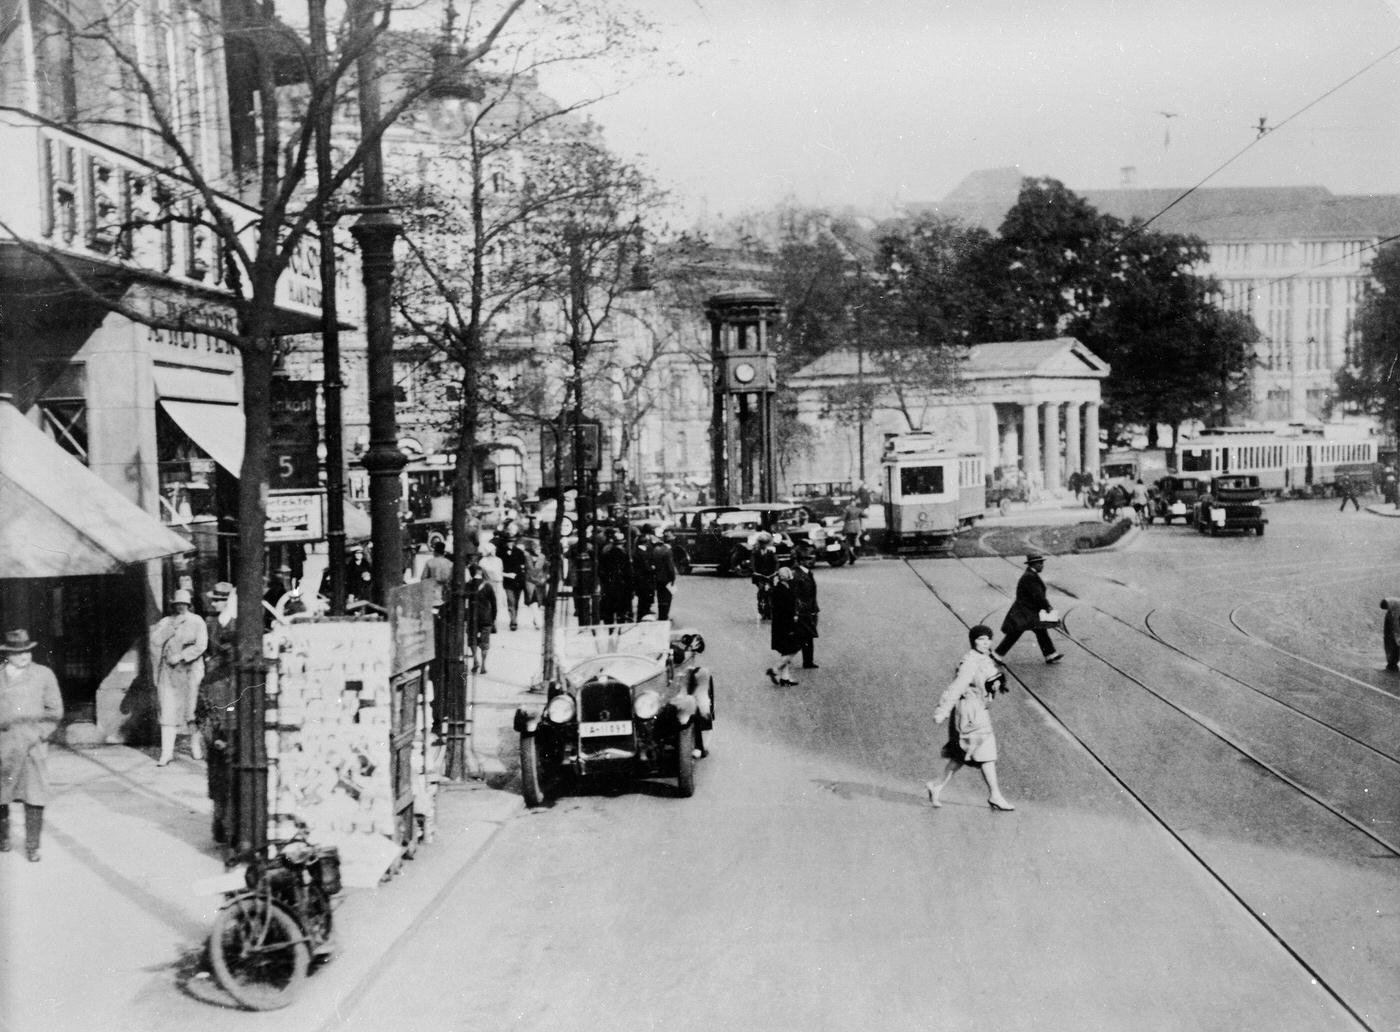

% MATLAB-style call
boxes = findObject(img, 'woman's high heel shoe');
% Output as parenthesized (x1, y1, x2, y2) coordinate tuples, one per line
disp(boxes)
(925, 781, 942, 808)
(988, 798, 1016, 811)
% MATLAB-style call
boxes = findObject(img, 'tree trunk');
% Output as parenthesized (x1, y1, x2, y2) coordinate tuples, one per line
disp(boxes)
(233, 330, 275, 858)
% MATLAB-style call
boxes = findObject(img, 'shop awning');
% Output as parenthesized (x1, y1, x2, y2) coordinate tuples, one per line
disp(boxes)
(0, 403, 193, 577)
(160, 398, 245, 476)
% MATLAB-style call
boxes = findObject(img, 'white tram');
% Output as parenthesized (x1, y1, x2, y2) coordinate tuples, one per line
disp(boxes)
(880, 434, 986, 552)
(1175, 428, 1377, 495)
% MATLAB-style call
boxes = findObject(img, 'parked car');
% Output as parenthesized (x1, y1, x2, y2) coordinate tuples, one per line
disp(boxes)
(513, 623, 714, 806)
(1195, 475, 1268, 536)
(1153, 475, 1206, 525)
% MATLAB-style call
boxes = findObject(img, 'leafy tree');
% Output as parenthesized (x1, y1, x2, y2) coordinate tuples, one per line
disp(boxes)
(1335, 241, 1400, 436)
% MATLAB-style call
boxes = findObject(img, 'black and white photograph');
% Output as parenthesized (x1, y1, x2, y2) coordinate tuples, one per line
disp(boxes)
(2, 0, 1400, 1028)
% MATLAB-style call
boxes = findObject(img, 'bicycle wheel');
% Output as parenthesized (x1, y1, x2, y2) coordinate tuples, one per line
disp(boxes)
(209, 896, 309, 1010)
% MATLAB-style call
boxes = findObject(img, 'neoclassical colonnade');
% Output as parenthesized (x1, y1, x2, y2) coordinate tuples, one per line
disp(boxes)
(983, 400, 1101, 488)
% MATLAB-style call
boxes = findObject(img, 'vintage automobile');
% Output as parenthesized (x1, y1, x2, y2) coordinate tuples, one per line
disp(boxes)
(783, 481, 856, 520)
(1195, 475, 1268, 536)
(665, 503, 814, 574)
(1153, 475, 1206, 525)
(513, 623, 715, 806)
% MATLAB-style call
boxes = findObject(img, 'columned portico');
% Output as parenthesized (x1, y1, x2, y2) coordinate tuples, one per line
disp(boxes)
(1042, 402, 1060, 489)
(1021, 403, 1040, 484)
(783, 338, 1110, 494)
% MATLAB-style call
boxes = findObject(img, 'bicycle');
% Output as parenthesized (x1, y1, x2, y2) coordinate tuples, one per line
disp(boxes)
(203, 818, 341, 1010)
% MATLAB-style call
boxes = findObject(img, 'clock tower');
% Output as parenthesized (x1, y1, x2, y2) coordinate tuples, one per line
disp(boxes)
(705, 288, 782, 504)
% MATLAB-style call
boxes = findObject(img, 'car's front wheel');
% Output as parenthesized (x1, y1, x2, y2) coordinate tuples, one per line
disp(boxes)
(520, 735, 548, 808)
(675, 723, 697, 797)
(728, 548, 752, 577)
(674, 548, 692, 575)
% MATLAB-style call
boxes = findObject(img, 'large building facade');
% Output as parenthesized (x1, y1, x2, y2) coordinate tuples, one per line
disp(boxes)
(0, 0, 347, 741)
(913, 168, 1400, 426)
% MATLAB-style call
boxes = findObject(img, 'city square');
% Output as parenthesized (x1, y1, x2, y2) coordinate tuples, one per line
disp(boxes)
(3, 2, 1400, 1030)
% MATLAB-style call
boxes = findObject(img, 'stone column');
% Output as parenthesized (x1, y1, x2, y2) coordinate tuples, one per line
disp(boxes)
(983, 404, 1000, 474)
(1065, 402, 1082, 479)
(1084, 402, 1101, 478)
(1021, 402, 1040, 485)
(1000, 418, 1019, 478)
(1042, 401, 1061, 489)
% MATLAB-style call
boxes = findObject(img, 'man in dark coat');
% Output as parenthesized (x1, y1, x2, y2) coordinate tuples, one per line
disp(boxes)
(792, 545, 821, 669)
(466, 565, 497, 675)
(1381, 597, 1400, 671)
(631, 526, 657, 619)
(499, 534, 528, 630)
(993, 554, 1063, 664)
(199, 583, 238, 844)
(598, 528, 633, 624)
(651, 528, 680, 621)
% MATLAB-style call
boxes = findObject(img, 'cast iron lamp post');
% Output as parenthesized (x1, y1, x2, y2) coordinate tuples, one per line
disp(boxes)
(351, 2, 481, 608)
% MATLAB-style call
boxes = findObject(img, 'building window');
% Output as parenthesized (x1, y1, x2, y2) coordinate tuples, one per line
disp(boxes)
(1305, 388, 1330, 420)
(1264, 389, 1291, 421)
(40, 400, 88, 464)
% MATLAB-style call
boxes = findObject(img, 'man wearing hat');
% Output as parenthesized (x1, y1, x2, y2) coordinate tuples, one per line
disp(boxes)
(993, 554, 1064, 664)
(0, 629, 63, 861)
(150, 588, 208, 766)
(792, 543, 821, 669)
(200, 583, 237, 842)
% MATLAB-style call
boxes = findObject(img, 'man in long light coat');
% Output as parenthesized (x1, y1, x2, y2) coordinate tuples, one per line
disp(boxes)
(0, 629, 63, 861)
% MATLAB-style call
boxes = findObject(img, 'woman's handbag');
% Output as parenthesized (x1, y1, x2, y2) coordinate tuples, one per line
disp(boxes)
(954, 691, 988, 734)
(1037, 608, 1061, 627)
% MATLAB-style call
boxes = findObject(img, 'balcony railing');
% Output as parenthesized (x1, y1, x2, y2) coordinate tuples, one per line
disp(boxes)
(0, 107, 359, 328)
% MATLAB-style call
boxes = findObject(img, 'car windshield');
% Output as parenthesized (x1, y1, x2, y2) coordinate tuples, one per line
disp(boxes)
(715, 511, 761, 531)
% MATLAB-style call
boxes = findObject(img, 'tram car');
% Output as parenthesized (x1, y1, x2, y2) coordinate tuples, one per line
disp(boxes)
(1174, 428, 1377, 496)
(880, 433, 986, 552)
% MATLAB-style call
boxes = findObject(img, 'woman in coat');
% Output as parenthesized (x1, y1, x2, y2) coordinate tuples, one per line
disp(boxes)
(151, 588, 208, 765)
(0, 629, 64, 861)
(765, 567, 805, 687)
(928, 624, 1015, 811)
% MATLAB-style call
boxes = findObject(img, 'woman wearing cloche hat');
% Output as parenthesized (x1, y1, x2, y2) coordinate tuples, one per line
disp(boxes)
(149, 588, 208, 766)
(0, 629, 63, 860)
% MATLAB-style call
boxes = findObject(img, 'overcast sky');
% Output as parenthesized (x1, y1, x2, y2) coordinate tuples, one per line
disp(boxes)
(544, 0, 1400, 225)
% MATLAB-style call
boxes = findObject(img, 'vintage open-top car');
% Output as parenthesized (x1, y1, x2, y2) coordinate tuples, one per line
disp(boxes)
(513, 622, 715, 806)
(1195, 474, 1268, 536)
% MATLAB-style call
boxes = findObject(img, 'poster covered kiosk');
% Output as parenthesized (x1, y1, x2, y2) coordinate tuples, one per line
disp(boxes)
(263, 581, 438, 887)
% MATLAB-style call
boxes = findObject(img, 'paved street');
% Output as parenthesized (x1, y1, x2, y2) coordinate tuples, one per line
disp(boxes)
(325, 498, 1399, 1032)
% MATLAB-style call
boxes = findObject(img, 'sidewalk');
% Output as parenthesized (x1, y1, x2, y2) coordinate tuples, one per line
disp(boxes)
(1, 622, 546, 1032)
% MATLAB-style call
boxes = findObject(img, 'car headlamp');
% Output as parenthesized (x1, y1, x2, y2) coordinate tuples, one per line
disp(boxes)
(545, 694, 576, 724)
(633, 690, 661, 720)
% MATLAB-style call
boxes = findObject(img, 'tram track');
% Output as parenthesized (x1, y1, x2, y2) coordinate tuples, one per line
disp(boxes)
(903, 553, 1398, 1032)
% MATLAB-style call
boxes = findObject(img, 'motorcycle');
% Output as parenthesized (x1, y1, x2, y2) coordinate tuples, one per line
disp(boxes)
(200, 818, 340, 1010)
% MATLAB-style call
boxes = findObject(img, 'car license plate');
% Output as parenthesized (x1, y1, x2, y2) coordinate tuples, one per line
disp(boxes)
(580, 720, 632, 737)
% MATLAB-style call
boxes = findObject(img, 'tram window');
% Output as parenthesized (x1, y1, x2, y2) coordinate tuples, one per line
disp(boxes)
(900, 465, 945, 496)
(1180, 449, 1211, 473)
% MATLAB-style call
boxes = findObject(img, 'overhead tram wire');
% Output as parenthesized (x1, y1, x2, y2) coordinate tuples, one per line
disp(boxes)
(1132, 42, 1400, 238)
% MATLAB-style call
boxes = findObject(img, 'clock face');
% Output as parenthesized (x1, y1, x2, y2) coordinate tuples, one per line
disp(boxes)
(733, 361, 757, 384)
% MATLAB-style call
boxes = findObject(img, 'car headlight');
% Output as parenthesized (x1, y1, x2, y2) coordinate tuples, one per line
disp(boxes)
(545, 694, 576, 724)
(633, 690, 661, 720)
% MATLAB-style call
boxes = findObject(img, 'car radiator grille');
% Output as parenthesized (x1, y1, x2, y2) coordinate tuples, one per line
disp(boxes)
(579, 681, 633, 724)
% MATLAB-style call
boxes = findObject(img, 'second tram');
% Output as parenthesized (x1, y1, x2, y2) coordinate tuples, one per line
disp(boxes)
(1175, 428, 1377, 495)
(881, 434, 986, 552)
